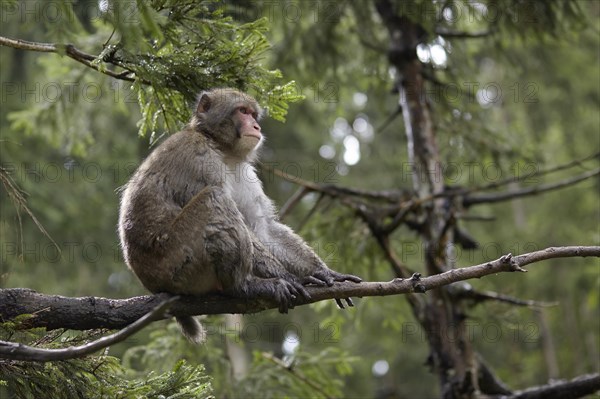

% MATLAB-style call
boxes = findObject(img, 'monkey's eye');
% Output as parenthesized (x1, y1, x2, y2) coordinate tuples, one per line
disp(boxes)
(239, 107, 258, 120)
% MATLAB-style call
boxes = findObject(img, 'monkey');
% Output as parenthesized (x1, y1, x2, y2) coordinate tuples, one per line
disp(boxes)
(118, 88, 361, 343)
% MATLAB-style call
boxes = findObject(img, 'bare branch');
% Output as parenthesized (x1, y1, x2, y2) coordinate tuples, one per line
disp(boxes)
(279, 186, 311, 219)
(0, 166, 60, 254)
(454, 287, 557, 307)
(449, 151, 600, 196)
(464, 168, 600, 206)
(435, 28, 495, 38)
(507, 373, 600, 399)
(0, 297, 177, 361)
(536, 151, 599, 172)
(262, 352, 334, 399)
(375, 106, 403, 133)
(267, 163, 598, 236)
(262, 164, 406, 203)
(0, 36, 57, 53)
(0, 246, 597, 332)
(0, 35, 137, 82)
(296, 192, 325, 230)
(477, 353, 512, 395)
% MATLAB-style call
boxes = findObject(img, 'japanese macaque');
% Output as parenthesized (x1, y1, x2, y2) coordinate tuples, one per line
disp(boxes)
(118, 88, 361, 343)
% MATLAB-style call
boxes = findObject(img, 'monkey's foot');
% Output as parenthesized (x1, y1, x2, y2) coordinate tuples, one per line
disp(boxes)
(335, 297, 354, 309)
(252, 277, 311, 313)
(309, 269, 362, 287)
(306, 269, 361, 310)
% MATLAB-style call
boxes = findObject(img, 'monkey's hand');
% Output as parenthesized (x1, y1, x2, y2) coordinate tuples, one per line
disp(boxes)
(304, 268, 361, 310)
(251, 277, 311, 314)
(306, 268, 362, 287)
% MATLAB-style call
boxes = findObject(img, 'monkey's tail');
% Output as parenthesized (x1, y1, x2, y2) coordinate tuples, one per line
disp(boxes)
(175, 316, 206, 344)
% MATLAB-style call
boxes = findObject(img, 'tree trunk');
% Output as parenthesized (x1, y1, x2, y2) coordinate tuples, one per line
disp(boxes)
(375, 1, 481, 397)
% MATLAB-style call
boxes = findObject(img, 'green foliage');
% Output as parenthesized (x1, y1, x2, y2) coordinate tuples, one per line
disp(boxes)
(119, 318, 358, 399)
(116, 360, 213, 399)
(0, 324, 212, 398)
(7, 57, 102, 156)
(0, 357, 212, 399)
(1, 0, 598, 397)
(233, 349, 355, 399)
(5, 0, 303, 149)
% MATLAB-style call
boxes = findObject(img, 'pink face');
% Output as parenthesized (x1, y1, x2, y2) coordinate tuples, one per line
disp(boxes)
(236, 106, 261, 140)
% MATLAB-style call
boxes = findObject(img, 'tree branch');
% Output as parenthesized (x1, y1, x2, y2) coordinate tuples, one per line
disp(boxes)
(477, 353, 512, 395)
(0, 297, 177, 362)
(0, 247, 597, 332)
(463, 168, 600, 206)
(262, 164, 407, 203)
(0, 35, 137, 82)
(444, 151, 600, 196)
(268, 162, 598, 228)
(1, 166, 61, 255)
(279, 186, 311, 219)
(505, 373, 600, 399)
(435, 29, 494, 38)
(453, 287, 557, 307)
(261, 352, 334, 399)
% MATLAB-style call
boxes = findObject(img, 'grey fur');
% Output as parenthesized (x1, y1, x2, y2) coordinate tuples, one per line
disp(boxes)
(119, 88, 361, 343)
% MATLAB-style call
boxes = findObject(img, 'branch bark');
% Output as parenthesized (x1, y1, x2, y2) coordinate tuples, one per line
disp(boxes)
(506, 373, 600, 399)
(0, 35, 136, 82)
(0, 297, 177, 361)
(435, 28, 495, 38)
(1, 246, 597, 332)
(463, 168, 600, 206)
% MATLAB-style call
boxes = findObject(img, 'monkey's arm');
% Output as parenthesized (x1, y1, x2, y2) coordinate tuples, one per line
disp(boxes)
(265, 221, 362, 286)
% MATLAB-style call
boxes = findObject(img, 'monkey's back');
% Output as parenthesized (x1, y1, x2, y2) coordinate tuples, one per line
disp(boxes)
(118, 129, 223, 293)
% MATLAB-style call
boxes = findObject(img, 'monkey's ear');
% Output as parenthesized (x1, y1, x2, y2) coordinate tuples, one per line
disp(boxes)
(196, 93, 212, 114)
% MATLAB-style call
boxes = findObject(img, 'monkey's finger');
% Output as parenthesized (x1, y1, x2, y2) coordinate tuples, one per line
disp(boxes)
(335, 298, 346, 309)
(289, 285, 311, 301)
(312, 271, 335, 286)
(344, 297, 354, 307)
(284, 281, 311, 306)
(333, 272, 362, 283)
(272, 280, 295, 313)
(277, 293, 291, 314)
(301, 276, 328, 286)
(276, 295, 288, 313)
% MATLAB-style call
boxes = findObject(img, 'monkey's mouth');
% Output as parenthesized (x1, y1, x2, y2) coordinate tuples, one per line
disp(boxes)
(242, 131, 262, 140)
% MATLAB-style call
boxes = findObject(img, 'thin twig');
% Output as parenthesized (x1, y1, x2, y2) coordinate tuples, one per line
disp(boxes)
(455, 288, 558, 307)
(458, 151, 600, 195)
(463, 168, 600, 206)
(297, 192, 325, 230)
(279, 186, 311, 219)
(0, 167, 60, 254)
(0, 36, 137, 82)
(435, 29, 494, 38)
(261, 352, 335, 399)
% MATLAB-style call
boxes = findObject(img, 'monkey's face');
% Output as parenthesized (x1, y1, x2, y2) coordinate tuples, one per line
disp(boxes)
(192, 89, 264, 160)
(232, 104, 263, 157)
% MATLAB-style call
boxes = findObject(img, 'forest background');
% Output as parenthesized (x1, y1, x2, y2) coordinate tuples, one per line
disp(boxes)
(0, 1, 599, 398)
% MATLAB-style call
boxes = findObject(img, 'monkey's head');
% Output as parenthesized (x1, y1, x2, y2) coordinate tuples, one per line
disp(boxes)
(191, 88, 264, 160)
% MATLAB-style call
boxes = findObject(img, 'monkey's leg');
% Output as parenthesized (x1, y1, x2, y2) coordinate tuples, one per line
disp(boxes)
(250, 239, 314, 294)
(264, 223, 362, 285)
(170, 186, 309, 312)
(258, 223, 361, 310)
